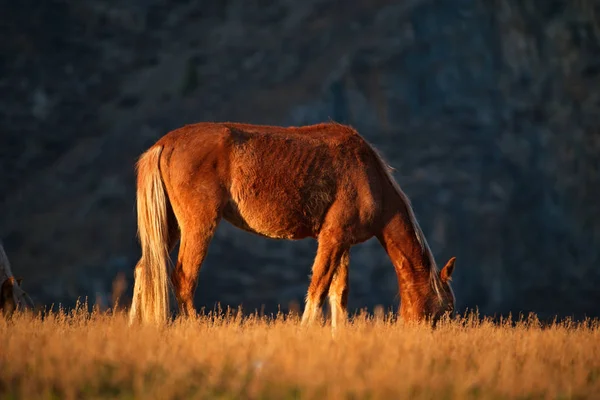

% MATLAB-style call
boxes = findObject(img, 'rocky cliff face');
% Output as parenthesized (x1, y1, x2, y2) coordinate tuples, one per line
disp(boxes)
(2, 0, 599, 319)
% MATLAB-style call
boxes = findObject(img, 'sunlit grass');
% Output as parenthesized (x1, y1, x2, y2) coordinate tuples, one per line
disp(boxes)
(1, 305, 599, 399)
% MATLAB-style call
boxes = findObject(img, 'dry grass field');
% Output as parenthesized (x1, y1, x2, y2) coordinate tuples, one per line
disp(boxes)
(1, 306, 599, 400)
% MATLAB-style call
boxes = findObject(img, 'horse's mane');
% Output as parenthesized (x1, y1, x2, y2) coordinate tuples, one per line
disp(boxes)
(365, 142, 444, 303)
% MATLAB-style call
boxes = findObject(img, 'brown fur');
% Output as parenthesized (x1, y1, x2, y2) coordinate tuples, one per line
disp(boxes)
(128, 122, 456, 328)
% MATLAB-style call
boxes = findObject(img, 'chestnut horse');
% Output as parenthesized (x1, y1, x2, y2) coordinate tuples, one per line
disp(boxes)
(128, 122, 456, 328)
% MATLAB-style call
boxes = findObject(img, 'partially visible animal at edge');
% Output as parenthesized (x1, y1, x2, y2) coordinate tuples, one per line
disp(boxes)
(0, 241, 33, 318)
(128, 121, 456, 330)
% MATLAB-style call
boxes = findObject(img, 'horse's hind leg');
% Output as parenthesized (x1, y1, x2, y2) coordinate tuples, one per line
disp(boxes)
(171, 211, 220, 317)
(301, 232, 348, 326)
(328, 250, 350, 330)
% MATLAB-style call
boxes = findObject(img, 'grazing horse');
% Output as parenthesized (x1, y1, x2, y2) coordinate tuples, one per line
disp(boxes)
(0, 242, 33, 317)
(129, 122, 456, 328)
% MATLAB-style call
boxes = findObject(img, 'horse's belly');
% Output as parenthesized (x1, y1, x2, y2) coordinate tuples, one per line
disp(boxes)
(222, 201, 314, 240)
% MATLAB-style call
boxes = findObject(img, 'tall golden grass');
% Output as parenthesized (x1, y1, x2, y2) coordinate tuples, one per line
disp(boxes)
(1, 305, 599, 399)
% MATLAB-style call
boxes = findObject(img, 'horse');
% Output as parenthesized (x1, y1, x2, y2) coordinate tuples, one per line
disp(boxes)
(0, 242, 33, 317)
(128, 121, 456, 329)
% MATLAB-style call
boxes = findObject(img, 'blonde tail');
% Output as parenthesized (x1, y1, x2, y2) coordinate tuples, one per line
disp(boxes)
(129, 145, 170, 325)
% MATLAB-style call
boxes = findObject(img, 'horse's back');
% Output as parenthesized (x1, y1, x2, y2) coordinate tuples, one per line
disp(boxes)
(157, 121, 361, 148)
(223, 121, 360, 142)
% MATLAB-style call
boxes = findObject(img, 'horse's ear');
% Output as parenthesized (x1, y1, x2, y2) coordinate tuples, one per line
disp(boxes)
(16, 277, 23, 286)
(440, 257, 456, 283)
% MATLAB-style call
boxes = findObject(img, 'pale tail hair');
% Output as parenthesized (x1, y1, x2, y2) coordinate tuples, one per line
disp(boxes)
(129, 145, 171, 324)
(367, 144, 444, 303)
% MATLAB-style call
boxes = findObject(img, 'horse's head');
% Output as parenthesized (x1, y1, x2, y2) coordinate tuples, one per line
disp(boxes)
(399, 257, 456, 324)
(432, 256, 457, 322)
(1, 277, 32, 318)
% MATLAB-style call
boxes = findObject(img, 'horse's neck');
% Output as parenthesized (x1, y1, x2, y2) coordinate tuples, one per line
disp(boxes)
(378, 212, 433, 296)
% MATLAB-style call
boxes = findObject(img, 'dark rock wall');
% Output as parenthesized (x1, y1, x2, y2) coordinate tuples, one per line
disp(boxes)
(1, 0, 599, 318)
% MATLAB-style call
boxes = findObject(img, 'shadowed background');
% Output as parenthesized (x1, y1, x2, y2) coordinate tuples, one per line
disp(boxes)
(1, 0, 599, 319)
